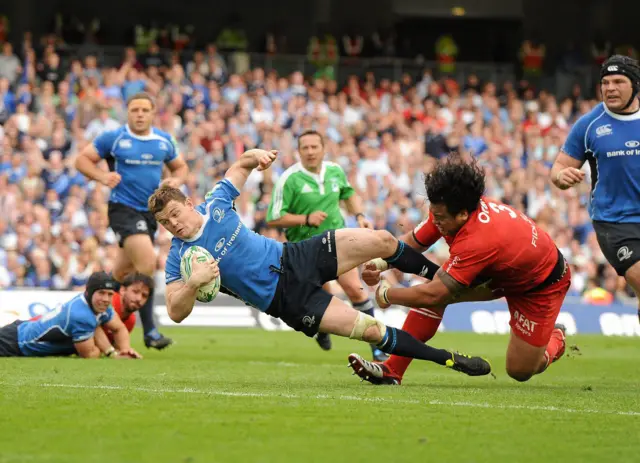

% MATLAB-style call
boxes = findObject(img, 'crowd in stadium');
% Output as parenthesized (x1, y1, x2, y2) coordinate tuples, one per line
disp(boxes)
(0, 30, 630, 305)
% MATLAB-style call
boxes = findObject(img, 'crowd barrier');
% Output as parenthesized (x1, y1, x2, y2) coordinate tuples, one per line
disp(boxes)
(1, 290, 638, 336)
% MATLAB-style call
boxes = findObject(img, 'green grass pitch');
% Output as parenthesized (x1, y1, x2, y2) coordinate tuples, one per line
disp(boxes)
(1, 329, 639, 463)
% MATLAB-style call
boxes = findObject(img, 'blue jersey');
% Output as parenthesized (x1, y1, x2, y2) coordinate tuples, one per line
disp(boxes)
(93, 125, 178, 211)
(562, 103, 640, 223)
(165, 179, 283, 311)
(17, 294, 114, 357)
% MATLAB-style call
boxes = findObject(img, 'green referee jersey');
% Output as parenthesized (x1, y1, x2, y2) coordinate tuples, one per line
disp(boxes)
(267, 161, 355, 242)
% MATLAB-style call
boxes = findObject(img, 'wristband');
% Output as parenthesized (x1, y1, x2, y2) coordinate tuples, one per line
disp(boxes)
(381, 286, 390, 305)
(305, 215, 311, 226)
(355, 213, 365, 220)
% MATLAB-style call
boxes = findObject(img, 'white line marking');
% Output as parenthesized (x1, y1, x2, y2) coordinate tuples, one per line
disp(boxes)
(8, 382, 637, 417)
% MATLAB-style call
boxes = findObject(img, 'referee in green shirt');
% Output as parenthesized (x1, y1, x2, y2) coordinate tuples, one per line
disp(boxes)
(267, 130, 387, 361)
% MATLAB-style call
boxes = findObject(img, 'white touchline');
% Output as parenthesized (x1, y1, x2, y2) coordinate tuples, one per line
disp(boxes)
(14, 383, 636, 417)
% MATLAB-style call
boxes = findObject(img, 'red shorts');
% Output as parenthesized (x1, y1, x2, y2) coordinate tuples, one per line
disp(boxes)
(506, 269, 571, 347)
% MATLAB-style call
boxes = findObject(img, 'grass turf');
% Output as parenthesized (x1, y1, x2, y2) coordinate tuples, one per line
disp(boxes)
(1, 329, 638, 463)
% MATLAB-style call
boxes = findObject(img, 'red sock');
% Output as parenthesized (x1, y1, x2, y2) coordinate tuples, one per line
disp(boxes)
(385, 307, 444, 378)
(540, 330, 565, 372)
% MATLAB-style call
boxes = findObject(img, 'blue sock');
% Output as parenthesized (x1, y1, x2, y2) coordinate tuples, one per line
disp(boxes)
(384, 241, 439, 280)
(376, 327, 451, 366)
(139, 288, 160, 339)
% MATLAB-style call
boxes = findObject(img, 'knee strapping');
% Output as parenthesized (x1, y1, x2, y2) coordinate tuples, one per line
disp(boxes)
(349, 312, 387, 341)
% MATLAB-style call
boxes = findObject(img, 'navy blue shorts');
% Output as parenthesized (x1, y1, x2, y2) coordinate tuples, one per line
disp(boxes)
(266, 230, 338, 337)
(0, 321, 22, 357)
(593, 221, 640, 276)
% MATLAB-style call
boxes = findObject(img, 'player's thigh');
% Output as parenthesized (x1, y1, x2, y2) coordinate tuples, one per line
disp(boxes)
(624, 261, 640, 298)
(337, 267, 368, 302)
(505, 332, 547, 380)
(122, 234, 157, 276)
(334, 228, 397, 276)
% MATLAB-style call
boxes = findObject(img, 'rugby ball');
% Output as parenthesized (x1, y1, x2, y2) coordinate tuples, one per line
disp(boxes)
(180, 245, 221, 303)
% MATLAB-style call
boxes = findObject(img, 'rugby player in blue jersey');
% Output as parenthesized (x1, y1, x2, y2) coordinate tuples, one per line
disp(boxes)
(551, 55, 640, 323)
(76, 92, 188, 349)
(0, 272, 141, 358)
(147, 148, 492, 377)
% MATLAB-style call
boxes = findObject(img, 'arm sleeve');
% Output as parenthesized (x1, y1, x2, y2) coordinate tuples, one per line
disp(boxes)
(267, 175, 293, 221)
(92, 129, 119, 159)
(443, 237, 498, 287)
(560, 114, 591, 162)
(99, 307, 115, 324)
(69, 314, 98, 343)
(412, 211, 443, 248)
(339, 167, 355, 200)
(165, 243, 182, 284)
(205, 178, 241, 205)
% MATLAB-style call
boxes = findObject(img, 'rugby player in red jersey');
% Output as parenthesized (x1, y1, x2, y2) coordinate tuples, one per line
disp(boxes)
(102, 273, 154, 348)
(349, 157, 569, 384)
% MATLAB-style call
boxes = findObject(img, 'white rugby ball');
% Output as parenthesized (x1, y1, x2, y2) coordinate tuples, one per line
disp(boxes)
(180, 245, 221, 303)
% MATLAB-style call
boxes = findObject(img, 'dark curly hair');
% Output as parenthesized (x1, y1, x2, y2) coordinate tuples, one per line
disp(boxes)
(424, 156, 486, 216)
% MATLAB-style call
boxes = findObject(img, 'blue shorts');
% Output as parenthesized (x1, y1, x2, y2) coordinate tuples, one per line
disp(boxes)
(266, 230, 338, 337)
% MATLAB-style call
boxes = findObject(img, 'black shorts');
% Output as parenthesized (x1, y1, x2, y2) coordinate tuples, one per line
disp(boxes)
(0, 321, 22, 357)
(108, 202, 157, 247)
(266, 230, 338, 337)
(593, 221, 640, 276)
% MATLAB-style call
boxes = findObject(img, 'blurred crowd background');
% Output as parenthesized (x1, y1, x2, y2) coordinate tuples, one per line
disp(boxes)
(1, 4, 638, 306)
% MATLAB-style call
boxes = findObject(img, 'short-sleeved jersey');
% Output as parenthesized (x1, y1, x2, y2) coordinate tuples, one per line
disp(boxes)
(267, 161, 354, 242)
(421, 197, 558, 295)
(165, 179, 284, 311)
(562, 102, 640, 223)
(105, 293, 136, 344)
(17, 294, 114, 357)
(93, 125, 179, 211)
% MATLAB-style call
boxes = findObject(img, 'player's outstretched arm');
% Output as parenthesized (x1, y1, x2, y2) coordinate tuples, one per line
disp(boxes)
(93, 326, 114, 355)
(376, 269, 462, 309)
(224, 149, 277, 192)
(74, 337, 103, 359)
(103, 316, 142, 358)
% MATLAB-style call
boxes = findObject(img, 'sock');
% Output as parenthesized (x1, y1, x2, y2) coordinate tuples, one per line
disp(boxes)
(353, 299, 379, 353)
(386, 307, 444, 376)
(384, 241, 439, 280)
(139, 288, 159, 339)
(539, 332, 564, 373)
(376, 327, 452, 366)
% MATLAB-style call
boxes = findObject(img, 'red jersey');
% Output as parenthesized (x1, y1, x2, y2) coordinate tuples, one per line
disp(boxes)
(105, 293, 136, 343)
(413, 197, 557, 295)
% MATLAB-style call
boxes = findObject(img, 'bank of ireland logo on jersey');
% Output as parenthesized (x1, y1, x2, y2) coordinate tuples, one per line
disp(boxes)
(625, 140, 640, 148)
(215, 237, 225, 252)
(617, 246, 633, 262)
(596, 124, 612, 137)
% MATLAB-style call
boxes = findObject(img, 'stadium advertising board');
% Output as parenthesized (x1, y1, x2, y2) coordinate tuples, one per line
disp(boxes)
(1, 290, 638, 336)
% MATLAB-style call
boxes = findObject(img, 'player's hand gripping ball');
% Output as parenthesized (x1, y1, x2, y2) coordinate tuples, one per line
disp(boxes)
(180, 246, 221, 303)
